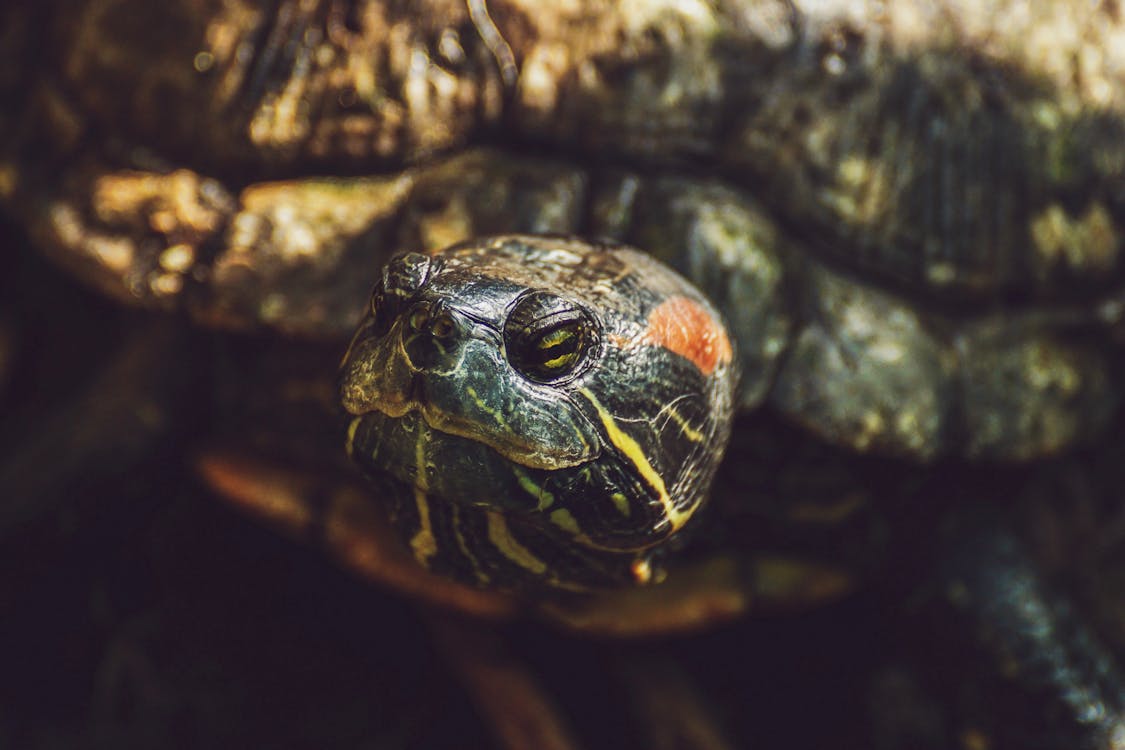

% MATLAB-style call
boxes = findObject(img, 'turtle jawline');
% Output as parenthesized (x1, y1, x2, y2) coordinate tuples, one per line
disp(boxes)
(358, 400, 594, 472)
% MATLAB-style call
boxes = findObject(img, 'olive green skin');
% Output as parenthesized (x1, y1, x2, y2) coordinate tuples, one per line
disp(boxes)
(340, 236, 736, 590)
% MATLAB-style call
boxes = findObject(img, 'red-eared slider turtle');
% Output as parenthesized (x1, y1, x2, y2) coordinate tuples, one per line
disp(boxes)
(3, 1, 1125, 748)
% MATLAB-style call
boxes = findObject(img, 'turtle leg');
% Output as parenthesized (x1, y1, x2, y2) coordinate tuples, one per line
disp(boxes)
(920, 514, 1125, 750)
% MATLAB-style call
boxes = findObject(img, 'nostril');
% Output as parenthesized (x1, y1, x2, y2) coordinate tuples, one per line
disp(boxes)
(408, 304, 431, 332)
(406, 302, 458, 340)
(430, 313, 455, 339)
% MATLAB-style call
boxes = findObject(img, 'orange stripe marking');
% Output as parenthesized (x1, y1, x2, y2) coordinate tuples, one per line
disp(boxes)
(639, 296, 732, 376)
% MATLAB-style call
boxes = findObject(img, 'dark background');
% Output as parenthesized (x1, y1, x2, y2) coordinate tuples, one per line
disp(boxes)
(0, 212, 950, 749)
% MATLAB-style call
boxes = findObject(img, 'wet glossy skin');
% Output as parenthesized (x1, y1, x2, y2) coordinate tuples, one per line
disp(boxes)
(339, 236, 736, 590)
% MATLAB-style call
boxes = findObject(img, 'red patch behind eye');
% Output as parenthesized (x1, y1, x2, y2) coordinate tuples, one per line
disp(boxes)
(639, 295, 733, 375)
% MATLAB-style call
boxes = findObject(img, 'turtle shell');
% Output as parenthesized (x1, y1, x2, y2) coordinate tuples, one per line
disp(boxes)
(3, 0, 1123, 465)
(6, 6, 1125, 749)
(1, 0, 1124, 606)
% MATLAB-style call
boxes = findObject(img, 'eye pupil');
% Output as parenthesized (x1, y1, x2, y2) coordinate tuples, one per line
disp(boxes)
(533, 324, 583, 371)
(516, 322, 586, 379)
(537, 327, 575, 350)
(541, 350, 578, 370)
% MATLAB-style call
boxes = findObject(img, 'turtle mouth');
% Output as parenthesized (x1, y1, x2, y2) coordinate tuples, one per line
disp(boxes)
(343, 372, 431, 417)
(346, 394, 594, 474)
(339, 327, 604, 471)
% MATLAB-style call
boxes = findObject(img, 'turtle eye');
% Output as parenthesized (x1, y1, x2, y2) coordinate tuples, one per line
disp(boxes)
(505, 292, 598, 383)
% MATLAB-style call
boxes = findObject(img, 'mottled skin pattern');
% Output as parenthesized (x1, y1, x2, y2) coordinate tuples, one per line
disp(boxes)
(2, 1, 1125, 748)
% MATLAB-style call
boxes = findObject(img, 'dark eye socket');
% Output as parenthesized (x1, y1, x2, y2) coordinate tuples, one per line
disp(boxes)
(505, 292, 598, 383)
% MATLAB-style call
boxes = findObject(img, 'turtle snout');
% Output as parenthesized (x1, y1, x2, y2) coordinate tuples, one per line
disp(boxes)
(401, 301, 467, 375)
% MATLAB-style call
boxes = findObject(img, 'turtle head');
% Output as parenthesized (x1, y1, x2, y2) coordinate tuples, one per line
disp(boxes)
(339, 235, 737, 591)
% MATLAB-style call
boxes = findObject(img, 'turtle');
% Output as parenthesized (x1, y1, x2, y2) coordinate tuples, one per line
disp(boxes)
(2, 0, 1125, 747)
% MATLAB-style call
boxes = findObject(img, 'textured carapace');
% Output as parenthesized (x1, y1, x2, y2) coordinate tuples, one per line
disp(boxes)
(339, 235, 737, 590)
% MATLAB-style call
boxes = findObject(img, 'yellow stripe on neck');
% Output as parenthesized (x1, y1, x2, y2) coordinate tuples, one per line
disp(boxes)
(410, 487, 438, 564)
(578, 388, 692, 533)
(486, 511, 547, 574)
(449, 503, 491, 585)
